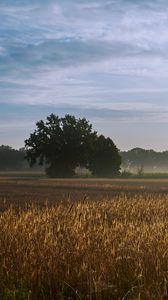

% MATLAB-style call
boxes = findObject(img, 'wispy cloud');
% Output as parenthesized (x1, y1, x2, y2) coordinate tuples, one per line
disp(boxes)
(1, 0, 168, 149)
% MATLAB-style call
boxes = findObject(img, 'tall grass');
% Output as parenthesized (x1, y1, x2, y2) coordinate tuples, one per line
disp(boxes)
(0, 194, 168, 299)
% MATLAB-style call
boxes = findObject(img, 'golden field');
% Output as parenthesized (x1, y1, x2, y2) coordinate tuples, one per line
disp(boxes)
(0, 178, 168, 299)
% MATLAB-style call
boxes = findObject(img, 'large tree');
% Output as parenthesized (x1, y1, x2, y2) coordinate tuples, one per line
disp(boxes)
(25, 114, 121, 177)
(25, 114, 97, 177)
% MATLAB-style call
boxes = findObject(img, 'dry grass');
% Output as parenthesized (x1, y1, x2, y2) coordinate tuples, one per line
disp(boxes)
(0, 193, 168, 299)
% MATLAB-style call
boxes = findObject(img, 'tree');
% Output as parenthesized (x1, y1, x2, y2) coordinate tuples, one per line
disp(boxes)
(0, 145, 25, 171)
(120, 148, 168, 173)
(89, 135, 121, 177)
(25, 114, 121, 178)
(25, 114, 97, 177)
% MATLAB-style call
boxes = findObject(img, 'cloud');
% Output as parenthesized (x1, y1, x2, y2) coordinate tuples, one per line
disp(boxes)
(1, 0, 168, 149)
(1, 102, 168, 127)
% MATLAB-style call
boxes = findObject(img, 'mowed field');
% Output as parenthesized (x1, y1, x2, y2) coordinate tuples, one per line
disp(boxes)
(0, 177, 168, 299)
(1, 177, 168, 209)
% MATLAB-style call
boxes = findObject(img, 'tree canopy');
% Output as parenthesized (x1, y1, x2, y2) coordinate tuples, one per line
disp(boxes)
(25, 114, 121, 177)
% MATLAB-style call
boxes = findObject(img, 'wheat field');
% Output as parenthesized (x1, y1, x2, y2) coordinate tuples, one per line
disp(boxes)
(0, 186, 168, 299)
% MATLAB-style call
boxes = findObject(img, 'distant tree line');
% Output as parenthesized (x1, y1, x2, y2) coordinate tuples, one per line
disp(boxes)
(0, 145, 25, 171)
(0, 146, 41, 171)
(121, 148, 168, 173)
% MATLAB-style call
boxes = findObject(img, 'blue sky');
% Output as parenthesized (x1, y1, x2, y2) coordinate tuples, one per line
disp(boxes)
(1, 0, 168, 150)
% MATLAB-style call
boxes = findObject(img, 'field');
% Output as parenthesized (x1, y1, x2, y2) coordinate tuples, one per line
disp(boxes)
(0, 178, 168, 299)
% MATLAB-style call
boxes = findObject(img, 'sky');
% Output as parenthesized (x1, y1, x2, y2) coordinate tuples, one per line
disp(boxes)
(1, 0, 168, 151)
